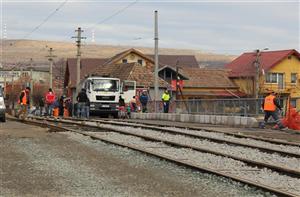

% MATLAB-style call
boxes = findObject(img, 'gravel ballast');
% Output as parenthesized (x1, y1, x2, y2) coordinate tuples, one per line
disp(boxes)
(87, 123, 300, 171)
(64, 131, 276, 197)
(86, 131, 300, 196)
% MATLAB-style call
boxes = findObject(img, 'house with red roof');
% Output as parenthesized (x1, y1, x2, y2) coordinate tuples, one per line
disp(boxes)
(64, 48, 243, 102)
(225, 49, 300, 108)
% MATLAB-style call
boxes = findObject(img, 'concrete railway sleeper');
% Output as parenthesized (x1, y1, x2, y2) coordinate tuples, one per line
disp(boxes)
(78, 118, 300, 158)
(28, 116, 300, 175)
(96, 118, 300, 147)
(32, 116, 300, 158)
(13, 116, 300, 197)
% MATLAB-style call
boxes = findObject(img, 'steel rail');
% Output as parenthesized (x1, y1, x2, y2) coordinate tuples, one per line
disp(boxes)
(10, 116, 299, 197)
(100, 118, 300, 147)
(59, 117, 300, 158)
(27, 116, 300, 177)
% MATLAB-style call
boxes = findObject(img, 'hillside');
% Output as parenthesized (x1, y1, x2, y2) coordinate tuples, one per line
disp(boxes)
(0, 39, 235, 68)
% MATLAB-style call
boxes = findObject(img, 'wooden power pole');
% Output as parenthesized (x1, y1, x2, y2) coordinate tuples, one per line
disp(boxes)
(72, 27, 86, 98)
(46, 48, 56, 89)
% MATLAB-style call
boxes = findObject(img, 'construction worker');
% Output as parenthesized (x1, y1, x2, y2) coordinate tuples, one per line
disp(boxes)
(17, 87, 30, 119)
(261, 91, 287, 130)
(139, 90, 149, 113)
(76, 88, 89, 119)
(130, 96, 137, 112)
(45, 88, 56, 116)
(162, 89, 171, 113)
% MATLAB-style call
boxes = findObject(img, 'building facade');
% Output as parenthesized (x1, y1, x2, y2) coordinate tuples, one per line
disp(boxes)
(226, 49, 300, 108)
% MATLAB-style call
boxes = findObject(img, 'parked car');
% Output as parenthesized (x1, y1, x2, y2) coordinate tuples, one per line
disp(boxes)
(0, 88, 6, 122)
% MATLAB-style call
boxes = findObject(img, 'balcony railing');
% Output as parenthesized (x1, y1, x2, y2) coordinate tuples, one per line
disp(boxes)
(261, 82, 299, 93)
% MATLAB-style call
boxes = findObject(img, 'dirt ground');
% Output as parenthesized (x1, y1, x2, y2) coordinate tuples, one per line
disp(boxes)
(0, 120, 265, 197)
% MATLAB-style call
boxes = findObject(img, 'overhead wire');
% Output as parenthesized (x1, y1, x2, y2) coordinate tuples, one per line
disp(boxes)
(87, 0, 139, 30)
(22, 0, 68, 39)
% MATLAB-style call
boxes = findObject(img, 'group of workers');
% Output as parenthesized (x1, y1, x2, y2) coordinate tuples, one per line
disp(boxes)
(118, 90, 150, 116)
(118, 89, 171, 115)
(16, 87, 287, 130)
(17, 87, 72, 119)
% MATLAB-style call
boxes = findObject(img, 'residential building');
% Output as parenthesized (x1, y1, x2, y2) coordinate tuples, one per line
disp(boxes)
(180, 68, 245, 99)
(64, 48, 241, 101)
(0, 66, 50, 88)
(225, 49, 300, 108)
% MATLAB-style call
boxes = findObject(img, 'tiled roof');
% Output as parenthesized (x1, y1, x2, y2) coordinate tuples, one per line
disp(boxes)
(183, 90, 247, 97)
(65, 58, 108, 88)
(103, 48, 155, 66)
(147, 54, 199, 68)
(225, 49, 300, 77)
(181, 68, 238, 88)
(93, 62, 168, 88)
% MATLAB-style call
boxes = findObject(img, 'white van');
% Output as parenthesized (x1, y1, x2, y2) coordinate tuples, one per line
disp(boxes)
(0, 88, 6, 122)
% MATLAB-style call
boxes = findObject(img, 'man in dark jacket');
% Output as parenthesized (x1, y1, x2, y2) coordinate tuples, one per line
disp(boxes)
(139, 91, 149, 113)
(76, 88, 89, 118)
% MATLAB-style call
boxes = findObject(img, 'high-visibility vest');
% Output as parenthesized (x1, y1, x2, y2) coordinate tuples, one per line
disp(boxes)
(20, 90, 27, 105)
(264, 95, 276, 111)
(162, 93, 170, 102)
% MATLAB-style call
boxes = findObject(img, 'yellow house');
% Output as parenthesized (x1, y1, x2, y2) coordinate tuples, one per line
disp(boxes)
(226, 49, 300, 108)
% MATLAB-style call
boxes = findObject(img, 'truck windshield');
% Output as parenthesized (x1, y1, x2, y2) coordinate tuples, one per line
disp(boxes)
(92, 79, 119, 92)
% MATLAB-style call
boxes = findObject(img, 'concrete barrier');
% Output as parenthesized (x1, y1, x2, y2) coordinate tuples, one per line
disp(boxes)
(131, 113, 258, 128)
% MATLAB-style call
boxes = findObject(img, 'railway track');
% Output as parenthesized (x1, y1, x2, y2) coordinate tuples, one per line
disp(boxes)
(99, 118, 300, 146)
(64, 117, 300, 157)
(11, 116, 300, 197)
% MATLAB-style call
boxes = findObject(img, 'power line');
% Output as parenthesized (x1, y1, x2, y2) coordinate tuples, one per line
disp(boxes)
(22, 0, 68, 39)
(88, 0, 139, 30)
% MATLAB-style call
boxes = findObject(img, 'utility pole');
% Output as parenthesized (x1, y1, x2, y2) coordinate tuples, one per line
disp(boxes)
(46, 47, 56, 89)
(254, 49, 260, 99)
(154, 10, 159, 112)
(254, 48, 268, 98)
(29, 58, 33, 102)
(72, 27, 86, 100)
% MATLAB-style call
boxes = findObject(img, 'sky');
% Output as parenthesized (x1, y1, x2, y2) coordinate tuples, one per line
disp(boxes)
(1, 0, 299, 55)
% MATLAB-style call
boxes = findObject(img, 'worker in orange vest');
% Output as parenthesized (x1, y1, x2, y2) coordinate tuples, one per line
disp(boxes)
(17, 87, 31, 119)
(260, 91, 287, 130)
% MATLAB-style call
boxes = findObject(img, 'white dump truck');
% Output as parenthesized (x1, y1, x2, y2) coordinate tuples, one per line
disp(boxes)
(81, 76, 136, 117)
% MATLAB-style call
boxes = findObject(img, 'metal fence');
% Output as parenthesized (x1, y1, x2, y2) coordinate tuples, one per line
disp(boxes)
(147, 98, 266, 117)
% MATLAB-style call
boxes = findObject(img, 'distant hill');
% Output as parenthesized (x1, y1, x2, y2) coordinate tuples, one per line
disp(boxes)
(0, 39, 235, 68)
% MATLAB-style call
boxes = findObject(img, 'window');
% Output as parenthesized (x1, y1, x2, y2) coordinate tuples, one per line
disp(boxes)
(137, 59, 143, 65)
(265, 73, 278, 83)
(291, 73, 297, 83)
(122, 59, 127, 63)
(92, 79, 119, 92)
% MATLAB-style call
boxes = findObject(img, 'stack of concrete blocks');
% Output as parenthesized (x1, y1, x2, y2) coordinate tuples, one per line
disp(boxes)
(131, 113, 258, 128)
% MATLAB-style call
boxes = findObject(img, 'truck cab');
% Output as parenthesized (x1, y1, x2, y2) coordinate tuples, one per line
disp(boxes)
(83, 77, 120, 117)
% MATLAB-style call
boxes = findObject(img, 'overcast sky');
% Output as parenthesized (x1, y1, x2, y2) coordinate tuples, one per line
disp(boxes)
(1, 0, 299, 55)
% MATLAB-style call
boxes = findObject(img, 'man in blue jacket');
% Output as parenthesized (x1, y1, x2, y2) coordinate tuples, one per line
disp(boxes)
(139, 91, 149, 113)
